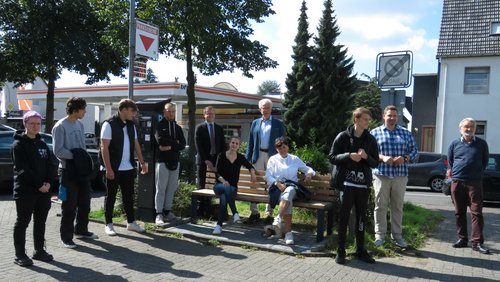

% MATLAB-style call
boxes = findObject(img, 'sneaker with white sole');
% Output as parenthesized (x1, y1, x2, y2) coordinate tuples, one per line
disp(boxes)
(105, 223, 117, 236)
(165, 212, 179, 222)
(62, 240, 77, 249)
(213, 224, 222, 235)
(74, 231, 98, 239)
(374, 238, 385, 247)
(285, 231, 294, 245)
(233, 213, 241, 223)
(127, 221, 145, 233)
(155, 214, 165, 225)
(393, 238, 408, 248)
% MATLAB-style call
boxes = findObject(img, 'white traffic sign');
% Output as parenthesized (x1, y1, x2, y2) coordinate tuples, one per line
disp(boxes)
(135, 20, 159, 60)
(376, 51, 412, 88)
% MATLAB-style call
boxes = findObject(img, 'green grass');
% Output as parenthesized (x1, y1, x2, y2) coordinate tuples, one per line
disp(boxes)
(89, 208, 125, 223)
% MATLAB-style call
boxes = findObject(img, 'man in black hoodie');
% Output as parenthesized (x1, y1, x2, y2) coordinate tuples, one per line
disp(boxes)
(154, 102, 186, 225)
(329, 107, 379, 265)
(12, 111, 56, 266)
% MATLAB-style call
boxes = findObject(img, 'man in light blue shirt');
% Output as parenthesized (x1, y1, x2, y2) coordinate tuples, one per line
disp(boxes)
(246, 98, 285, 222)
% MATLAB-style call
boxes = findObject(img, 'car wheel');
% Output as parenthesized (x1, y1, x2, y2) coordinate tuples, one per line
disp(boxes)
(429, 176, 444, 192)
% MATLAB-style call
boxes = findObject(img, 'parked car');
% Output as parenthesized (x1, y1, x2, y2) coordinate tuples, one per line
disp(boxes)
(0, 124, 16, 131)
(85, 132, 98, 149)
(408, 152, 448, 192)
(0, 131, 105, 191)
(444, 154, 500, 202)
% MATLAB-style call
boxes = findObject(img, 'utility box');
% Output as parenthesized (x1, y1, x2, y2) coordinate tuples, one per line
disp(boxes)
(135, 98, 171, 221)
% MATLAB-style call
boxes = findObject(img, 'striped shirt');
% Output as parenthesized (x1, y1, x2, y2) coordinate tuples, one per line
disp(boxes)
(370, 124, 418, 177)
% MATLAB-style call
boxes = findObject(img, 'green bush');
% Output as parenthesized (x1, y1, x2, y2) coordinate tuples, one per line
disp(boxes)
(293, 144, 331, 174)
(172, 181, 197, 217)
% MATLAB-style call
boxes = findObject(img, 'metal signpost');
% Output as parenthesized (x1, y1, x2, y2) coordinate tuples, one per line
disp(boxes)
(128, 0, 160, 99)
(376, 51, 413, 125)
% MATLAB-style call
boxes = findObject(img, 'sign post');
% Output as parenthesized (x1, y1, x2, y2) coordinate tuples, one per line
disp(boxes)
(376, 51, 413, 126)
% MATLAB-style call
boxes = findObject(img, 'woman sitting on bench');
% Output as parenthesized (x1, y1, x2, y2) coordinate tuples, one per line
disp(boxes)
(212, 137, 256, 235)
(265, 137, 315, 245)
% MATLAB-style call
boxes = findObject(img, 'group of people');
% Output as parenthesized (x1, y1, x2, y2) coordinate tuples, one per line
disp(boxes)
(11, 96, 491, 268)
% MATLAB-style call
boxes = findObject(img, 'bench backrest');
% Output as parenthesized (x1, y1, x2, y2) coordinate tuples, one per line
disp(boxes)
(205, 169, 334, 202)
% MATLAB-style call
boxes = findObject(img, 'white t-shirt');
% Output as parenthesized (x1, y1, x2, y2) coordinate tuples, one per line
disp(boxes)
(100, 121, 138, 171)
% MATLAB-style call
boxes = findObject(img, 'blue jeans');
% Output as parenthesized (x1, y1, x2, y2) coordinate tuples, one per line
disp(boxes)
(213, 183, 237, 226)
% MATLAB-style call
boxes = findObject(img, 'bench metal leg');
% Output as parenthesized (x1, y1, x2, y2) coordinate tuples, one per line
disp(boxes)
(326, 208, 334, 236)
(316, 209, 325, 242)
(190, 195, 198, 223)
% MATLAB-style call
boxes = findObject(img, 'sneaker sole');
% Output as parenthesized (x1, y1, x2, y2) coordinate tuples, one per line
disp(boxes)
(32, 256, 54, 262)
(14, 260, 33, 267)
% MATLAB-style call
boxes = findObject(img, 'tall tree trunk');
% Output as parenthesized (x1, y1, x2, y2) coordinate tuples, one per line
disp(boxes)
(185, 35, 196, 184)
(45, 74, 56, 134)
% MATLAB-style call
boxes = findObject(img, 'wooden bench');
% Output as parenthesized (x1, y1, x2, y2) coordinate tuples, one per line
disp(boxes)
(191, 169, 334, 242)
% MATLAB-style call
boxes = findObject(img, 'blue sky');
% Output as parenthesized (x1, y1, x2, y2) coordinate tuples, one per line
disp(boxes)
(58, 0, 443, 94)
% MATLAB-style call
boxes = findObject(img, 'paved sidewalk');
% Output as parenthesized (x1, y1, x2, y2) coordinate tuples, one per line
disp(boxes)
(0, 192, 499, 281)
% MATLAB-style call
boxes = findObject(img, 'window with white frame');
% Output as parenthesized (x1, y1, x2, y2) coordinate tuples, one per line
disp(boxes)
(464, 67, 489, 94)
(475, 121, 486, 140)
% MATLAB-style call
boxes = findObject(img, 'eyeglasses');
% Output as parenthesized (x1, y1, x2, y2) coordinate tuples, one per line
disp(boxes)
(26, 123, 41, 126)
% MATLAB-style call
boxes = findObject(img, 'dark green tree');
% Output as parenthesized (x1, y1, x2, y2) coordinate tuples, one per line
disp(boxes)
(139, 0, 278, 182)
(306, 0, 357, 152)
(0, 0, 129, 132)
(257, 80, 281, 96)
(134, 68, 159, 84)
(284, 0, 313, 148)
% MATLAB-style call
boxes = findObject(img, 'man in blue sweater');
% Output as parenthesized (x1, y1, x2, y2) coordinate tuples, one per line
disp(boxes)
(447, 118, 490, 254)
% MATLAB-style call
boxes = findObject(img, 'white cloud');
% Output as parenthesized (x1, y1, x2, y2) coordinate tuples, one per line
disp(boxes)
(339, 14, 415, 40)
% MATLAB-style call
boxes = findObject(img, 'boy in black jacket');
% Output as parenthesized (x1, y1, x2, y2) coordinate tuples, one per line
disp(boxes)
(12, 111, 55, 266)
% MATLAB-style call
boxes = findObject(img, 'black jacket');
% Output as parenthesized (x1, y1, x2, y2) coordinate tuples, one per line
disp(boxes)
(155, 118, 186, 163)
(328, 125, 379, 189)
(11, 131, 56, 199)
(195, 122, 226, 164)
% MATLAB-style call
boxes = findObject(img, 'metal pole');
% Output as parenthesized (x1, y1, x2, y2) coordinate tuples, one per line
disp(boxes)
(128, 0, 136, 100)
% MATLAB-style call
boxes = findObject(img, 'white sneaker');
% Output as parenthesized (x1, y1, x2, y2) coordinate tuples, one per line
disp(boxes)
(233, 213, 241, 223)
(127, 221, 145, 233)
(165, 212, 179, 222)
(393, 238, 408, 248)
(285, 232, 294, 245)
(155, 214, 164, 225)
(105, 223, 117, 236)
(213, 225, 222, 235)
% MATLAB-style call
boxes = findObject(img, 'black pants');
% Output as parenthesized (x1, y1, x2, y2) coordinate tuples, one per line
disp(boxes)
(337, 187, 369, 252)
(104, 169, 136, 224)
(14, 194, 51, 256)
(59, 168, 91, 241)
(196, 155, 217, 215)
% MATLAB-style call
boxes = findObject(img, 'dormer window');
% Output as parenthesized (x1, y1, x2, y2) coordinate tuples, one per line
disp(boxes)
(490, 22, 500, 36)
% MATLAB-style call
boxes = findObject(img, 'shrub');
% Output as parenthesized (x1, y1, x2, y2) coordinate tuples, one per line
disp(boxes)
(293, 144, 331, 174)
(172, 181, 197, 217)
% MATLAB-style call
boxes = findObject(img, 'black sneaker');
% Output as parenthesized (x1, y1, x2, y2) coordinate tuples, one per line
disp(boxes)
(356, 250, 375, 264)
(74, 231, 98, 239)
(62, 240, 77, 249)
(244, 213, 260, 224)
(14, 254, 33, 267)
(32, 249, 54, 262)
(335, 249, 346, 265)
